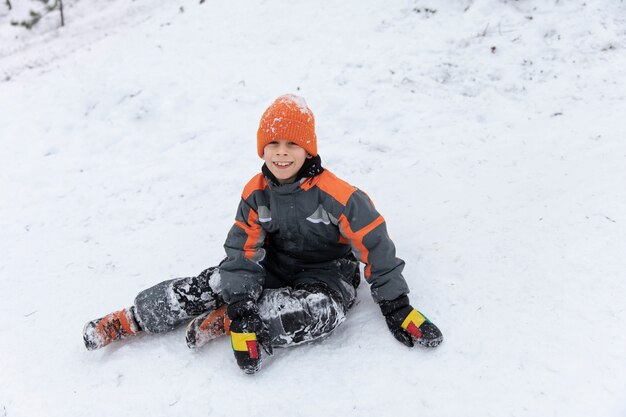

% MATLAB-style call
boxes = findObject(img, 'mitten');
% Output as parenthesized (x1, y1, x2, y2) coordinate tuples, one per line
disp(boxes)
(227, 299, 272, 374)
(379, 295, 443, 348)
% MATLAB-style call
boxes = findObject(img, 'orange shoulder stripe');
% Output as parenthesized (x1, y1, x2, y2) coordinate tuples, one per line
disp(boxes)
(339, 214, 385, 279)
(234, 209, 262, 260)
(302, 169, 355, 206)
(242, 173, 268, 200)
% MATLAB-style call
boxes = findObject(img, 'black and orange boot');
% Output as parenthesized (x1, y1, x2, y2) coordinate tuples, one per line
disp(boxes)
(83, 307, 142, 350)
(185, 305, 231, 349)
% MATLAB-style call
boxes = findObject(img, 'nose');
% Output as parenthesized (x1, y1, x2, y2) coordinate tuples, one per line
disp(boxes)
(275, 142, 289, 154)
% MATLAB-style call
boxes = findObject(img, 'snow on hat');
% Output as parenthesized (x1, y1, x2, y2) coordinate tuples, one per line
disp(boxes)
(257, 94, 317, 157)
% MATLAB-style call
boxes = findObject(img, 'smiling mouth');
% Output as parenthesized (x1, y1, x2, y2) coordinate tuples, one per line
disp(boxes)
(273, 161, 294, 169)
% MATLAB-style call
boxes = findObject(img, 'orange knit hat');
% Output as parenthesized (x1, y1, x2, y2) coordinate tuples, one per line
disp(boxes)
(257, 94, 317, 157)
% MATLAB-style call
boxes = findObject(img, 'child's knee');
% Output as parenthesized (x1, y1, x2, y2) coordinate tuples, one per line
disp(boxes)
(134, 275, 219, 333)
(257, 284, 346, 347)
(295, 284, 346, 330)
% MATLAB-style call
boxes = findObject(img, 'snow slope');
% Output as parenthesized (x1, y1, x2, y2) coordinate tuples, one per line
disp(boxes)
(1, 0, 626, 416)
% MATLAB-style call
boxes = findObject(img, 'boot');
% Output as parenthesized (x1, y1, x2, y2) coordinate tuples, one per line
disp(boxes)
(185, 305, 231, 349)
(83, 307, 141, 350)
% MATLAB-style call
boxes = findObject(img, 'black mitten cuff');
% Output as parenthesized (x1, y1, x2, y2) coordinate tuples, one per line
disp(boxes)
(227, 299, 258, 321)
(379, 294, 410, 316)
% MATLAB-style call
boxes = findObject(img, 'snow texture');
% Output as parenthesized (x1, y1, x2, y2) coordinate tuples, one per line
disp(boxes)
(1, 0, 626, 416)
(277, 94, 311, 115)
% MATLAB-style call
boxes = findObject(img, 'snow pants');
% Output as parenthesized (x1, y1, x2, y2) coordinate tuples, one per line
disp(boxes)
(132, 257, 360, 348)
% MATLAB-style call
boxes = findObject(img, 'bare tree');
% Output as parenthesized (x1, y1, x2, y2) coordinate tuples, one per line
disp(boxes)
(5, 0, 11, 10)
(58, 0, 64, 26)
(10, 0, 65, 29)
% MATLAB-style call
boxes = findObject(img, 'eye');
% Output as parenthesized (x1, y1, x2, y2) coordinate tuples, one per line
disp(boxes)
(288, 142, 298, 146)
(268, 141, 278, 145)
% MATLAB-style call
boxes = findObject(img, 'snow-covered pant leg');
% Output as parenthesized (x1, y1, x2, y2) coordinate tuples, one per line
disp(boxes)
(133, 266, 222, 333)
(264, 252, 361, 310)
(258, 284, 347, 347)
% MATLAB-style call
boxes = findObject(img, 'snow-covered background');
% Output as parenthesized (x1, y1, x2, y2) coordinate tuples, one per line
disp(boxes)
(1, 0, 625, 415)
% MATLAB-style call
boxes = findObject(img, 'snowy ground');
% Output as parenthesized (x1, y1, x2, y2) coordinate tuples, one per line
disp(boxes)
(1, 0, 626, 416)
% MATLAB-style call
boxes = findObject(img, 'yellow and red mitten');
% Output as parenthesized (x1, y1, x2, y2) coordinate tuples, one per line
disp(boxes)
(227, 299, 272, 374)
(379, 295, 443, 348)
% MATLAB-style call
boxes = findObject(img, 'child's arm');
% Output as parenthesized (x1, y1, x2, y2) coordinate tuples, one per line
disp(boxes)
(339, 188, 443, 348)
(337, 188, 410, 303)
(219, 187, 267, 304)
(218, 183, 274, 374)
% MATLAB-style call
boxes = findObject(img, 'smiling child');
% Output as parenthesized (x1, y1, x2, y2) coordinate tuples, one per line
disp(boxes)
(83, 94, 443, 374)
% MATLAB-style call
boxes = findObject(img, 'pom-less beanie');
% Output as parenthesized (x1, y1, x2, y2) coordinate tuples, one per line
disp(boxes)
(257, 94, 317, 157)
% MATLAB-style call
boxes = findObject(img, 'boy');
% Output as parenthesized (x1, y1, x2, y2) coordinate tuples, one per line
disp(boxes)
(83, 94, 443, 374)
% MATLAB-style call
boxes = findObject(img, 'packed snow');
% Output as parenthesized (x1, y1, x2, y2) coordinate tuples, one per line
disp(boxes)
(1, 0, 625, 416)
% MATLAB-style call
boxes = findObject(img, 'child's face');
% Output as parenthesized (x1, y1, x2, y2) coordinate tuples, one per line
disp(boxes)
(262, 140, 310, 184)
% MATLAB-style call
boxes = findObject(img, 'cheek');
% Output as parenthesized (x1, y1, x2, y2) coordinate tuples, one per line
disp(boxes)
(295, 150, 308, 163)
(294, 158, 307, 171)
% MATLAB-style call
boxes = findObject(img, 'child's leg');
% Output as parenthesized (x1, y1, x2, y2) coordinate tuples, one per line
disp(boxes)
(259, 283, 349, 347)
(134, 266, 222, 333)
(257, 256, 360, 348)
(186, 255, 360, 349)
(83, 266, 221, 350)
(187, 281, 352, 349)
(188, 255, 361, 349)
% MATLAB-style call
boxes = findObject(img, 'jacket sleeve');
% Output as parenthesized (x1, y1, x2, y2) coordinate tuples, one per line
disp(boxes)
(219, 197, 267, 304)
(337, 189, 409, 303)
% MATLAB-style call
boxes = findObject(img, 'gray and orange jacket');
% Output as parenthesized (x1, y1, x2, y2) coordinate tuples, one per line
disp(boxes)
(219, 168, 410, 305)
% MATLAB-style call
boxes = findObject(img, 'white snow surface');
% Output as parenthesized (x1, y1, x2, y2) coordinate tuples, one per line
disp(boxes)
(1, 0, 626, 415)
